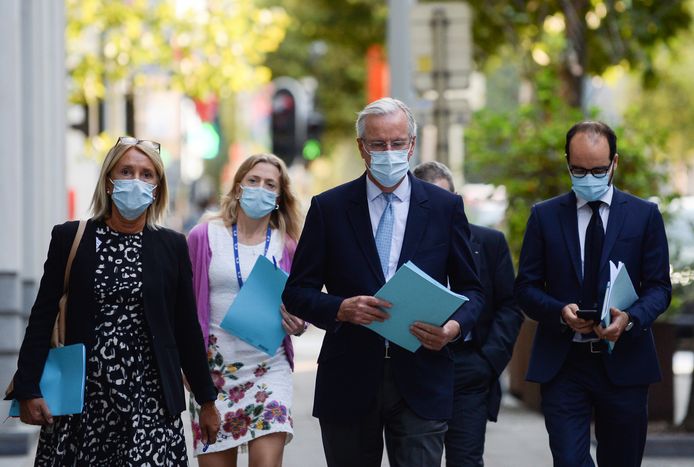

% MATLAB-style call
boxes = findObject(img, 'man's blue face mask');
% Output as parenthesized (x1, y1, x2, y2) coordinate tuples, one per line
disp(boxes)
(569, 160, 615, 202)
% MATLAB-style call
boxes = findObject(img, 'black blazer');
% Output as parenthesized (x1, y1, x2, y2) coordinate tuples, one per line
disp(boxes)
(455, 224, 524, 420)
(8, 219, 216, 415)
(282, 173, 484, 421)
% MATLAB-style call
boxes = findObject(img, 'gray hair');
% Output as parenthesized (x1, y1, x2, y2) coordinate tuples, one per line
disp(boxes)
(413, 161, 455, 192)
(355, 97, 417, 138)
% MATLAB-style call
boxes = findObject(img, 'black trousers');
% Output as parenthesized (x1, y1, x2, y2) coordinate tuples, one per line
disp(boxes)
(445, 347, 495, 467)
(319, 360, 447, 467)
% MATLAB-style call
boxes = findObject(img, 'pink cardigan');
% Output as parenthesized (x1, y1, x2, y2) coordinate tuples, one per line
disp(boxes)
(187, 222, 297, 370)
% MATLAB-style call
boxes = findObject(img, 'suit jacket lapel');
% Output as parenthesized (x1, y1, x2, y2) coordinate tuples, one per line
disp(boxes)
(600, 188, 627, 270)
(470, 231, 483, 276)
(398, 174, 429, 268)
(346, 174, 386, 283)
(558, 192, 583, 283)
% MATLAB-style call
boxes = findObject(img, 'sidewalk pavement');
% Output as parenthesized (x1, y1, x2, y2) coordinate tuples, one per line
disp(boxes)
(3, 327, 693, 466)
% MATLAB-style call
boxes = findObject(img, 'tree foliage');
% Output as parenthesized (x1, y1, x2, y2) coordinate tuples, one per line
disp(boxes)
(465, 0, 692, 106)
(259, 0, 387, 142)
(66, 0, 290, 104)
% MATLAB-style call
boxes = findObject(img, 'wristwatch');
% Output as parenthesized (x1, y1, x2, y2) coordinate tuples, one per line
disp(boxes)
(624, 312, 634, 332)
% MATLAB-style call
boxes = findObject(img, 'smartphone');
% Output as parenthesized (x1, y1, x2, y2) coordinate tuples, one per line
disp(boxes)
(576, 309, 599, 322)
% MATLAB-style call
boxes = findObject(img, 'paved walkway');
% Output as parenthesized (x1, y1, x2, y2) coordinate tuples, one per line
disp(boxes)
(2, 327, 692, 466)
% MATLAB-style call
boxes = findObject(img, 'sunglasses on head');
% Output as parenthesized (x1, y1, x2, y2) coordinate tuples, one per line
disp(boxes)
(117, 136, 161, 153)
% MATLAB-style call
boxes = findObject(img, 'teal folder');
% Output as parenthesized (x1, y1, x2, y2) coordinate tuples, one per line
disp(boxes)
(9, 343, 86, 417)
(365, 261, 469, 353)
(600, 261, 639, 353)
(220, 255, 288, 356)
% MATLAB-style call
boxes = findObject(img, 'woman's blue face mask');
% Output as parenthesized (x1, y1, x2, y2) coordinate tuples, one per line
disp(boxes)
(239, 185, 278, 219)
(110, 178, 157, 220)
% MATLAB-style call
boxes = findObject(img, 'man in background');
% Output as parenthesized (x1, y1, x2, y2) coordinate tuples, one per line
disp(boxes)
(414, 161, 524, 467)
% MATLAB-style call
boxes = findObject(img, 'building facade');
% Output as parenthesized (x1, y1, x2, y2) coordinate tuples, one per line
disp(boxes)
(0, 0, 66, 455)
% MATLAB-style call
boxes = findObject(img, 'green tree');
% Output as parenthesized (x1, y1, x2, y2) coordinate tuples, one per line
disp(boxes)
(260, 0, 387, 143)
(466, 0, 692, 106)
(67, 0, 289, 104)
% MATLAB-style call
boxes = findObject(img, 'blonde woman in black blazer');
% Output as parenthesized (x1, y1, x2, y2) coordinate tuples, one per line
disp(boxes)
(7, 137, 220, 466)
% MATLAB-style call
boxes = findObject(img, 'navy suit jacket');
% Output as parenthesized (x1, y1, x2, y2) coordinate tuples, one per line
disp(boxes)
(457, 225, 523, 421)
(282, 173, 484, 421)
(515, 189, 671, 386)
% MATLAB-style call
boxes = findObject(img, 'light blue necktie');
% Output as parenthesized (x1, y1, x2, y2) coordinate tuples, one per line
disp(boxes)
(375, 192, 394, 278)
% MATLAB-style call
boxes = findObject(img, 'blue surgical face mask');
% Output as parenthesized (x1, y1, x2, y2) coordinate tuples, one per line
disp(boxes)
(110, 178, 157, 220)
(367, 149, 410, 188)
(239, 185, 278, 219)
(570, 166, 614, 202)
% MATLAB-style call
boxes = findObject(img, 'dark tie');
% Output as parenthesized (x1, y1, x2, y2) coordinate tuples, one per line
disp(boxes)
(581, 201, 605, 309)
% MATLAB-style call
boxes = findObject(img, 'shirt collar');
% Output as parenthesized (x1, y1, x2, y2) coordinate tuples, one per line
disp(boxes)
(366, 173, 411, 203)
(576, 184, 614, 209)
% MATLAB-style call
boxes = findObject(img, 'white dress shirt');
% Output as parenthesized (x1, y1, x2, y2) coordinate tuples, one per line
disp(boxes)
(573, 185, 613, 341)
(366, 175, 411, 281)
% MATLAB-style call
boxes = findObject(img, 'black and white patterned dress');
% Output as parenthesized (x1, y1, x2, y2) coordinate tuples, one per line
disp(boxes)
(34, 224, 188, 466)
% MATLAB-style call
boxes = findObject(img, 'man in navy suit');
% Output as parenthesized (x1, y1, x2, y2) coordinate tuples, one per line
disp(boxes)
(515, 121, 671, 467)
(282, 97, 484, 467)
(414, 161, 524, 467)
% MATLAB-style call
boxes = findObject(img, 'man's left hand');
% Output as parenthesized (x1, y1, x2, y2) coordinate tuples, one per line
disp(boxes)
(410, 320, 461, 351)
(593, 307, 629, 342)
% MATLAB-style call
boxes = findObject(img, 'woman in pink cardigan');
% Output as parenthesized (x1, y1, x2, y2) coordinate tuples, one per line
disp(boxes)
(187, 153, 305, 467)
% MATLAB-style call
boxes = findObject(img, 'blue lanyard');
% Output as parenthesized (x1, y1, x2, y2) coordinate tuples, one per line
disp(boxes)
(232, 223, 271, 288)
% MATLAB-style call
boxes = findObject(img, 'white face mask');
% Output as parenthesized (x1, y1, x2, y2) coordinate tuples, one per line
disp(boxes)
(367, 149, 410, 187)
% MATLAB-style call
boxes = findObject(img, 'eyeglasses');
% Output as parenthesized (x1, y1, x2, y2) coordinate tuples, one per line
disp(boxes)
(568, 160, 613, 178)
(117, 136, 161, 153)
(361, 138, 412, 152)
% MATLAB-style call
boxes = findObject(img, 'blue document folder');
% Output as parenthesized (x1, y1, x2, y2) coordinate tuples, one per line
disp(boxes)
(220, 255, 287, 356)
(365, 261, 468, 353)
(9, 343, 86, 417)
(600, 261, 639, 353)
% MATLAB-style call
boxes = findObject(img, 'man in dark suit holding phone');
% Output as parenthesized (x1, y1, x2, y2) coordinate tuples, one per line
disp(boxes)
(515, 121, 671, 467)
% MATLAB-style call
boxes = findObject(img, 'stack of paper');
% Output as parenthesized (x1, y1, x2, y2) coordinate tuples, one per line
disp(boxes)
(9, 343, 86, 417)
(600, 261, 639, 352)
(365, 261, 468, 352)
(220, 255, 288, 356)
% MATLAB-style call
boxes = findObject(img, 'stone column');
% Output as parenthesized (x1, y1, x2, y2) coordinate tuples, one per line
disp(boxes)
(0, 0, 66, 455)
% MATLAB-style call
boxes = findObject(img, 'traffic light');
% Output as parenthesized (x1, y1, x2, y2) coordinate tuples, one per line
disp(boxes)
(302, 110, 325, 161)
(271, 77, 325, 166)
(271, 88, 299, 166)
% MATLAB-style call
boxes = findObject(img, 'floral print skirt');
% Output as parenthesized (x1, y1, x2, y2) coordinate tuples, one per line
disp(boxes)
(189, 333, 293, 456)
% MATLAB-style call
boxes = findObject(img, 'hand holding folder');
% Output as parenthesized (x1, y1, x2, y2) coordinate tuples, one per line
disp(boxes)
(220, 256, 288, 356)
(364, 261, 468, 352)
(8, 343, 86, 418)
(600, 261, 638, 352)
